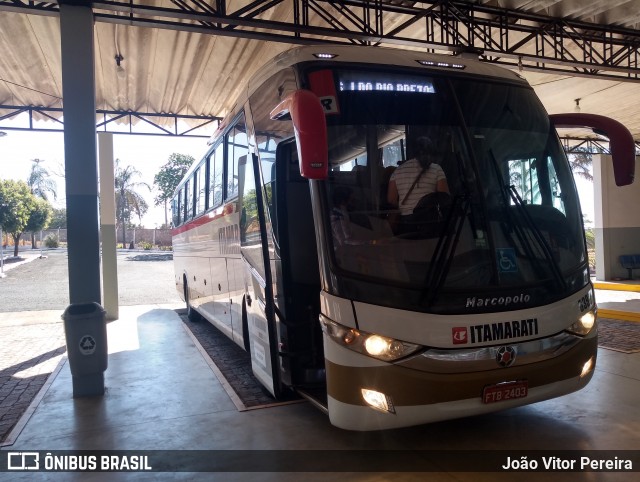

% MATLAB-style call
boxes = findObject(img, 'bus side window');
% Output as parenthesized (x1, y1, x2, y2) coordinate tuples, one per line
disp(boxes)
(184, 180, 192, 221)
(381, 137, 405, 167)
(208, 144, 223, 209)
(262, 158, 277, 240)
(171, 192, 181, 227)
(227, 117, 248, 199)
(194, 164, 206, 215)
(239, 153, 266, 278)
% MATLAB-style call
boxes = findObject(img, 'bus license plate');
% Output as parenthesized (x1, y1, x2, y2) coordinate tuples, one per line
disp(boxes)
(482, 381, 528, 404)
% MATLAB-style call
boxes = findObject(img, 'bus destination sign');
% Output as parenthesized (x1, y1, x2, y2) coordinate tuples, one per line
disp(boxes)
(337, 71, 435, 94)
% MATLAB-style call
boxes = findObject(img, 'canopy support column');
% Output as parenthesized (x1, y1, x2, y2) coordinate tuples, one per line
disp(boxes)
(60, 2, 101, 304)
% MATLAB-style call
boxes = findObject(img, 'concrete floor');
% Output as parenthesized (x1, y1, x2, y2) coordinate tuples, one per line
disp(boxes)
(1, 289, 639, 481)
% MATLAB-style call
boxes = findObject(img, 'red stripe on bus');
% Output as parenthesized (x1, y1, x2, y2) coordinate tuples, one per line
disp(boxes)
(171, 205, 236, 236)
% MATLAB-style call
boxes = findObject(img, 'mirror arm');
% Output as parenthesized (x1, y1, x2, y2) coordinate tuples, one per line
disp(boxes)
(550, 113, 635, 186)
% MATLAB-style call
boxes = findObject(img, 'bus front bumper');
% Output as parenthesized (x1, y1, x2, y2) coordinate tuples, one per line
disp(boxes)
(323, 334, 597, 431)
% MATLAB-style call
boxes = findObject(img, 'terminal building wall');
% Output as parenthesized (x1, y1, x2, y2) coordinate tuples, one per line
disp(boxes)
(594, 154, 640, 280)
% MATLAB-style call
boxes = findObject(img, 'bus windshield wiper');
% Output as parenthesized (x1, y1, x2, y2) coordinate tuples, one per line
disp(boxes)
(420, 194, 469, 307)
(507, 185, 566, 290)
(420, 148, 486, 307)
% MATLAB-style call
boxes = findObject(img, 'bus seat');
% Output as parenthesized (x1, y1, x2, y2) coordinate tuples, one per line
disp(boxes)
(380, 165, 396, 208)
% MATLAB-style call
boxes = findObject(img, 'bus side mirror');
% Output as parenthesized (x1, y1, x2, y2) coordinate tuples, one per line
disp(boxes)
(270, 90, 328, 180)
(550, 113, 635, 186)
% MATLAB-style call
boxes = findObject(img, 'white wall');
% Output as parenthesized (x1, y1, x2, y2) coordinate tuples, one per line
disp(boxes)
(594, 154, 640, 280)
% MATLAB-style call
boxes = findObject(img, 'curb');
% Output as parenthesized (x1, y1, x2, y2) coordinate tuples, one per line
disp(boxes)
(594, 281, 640, 323)
(598, 308, 640, 323)
(0, 254, 40, 274)
(593, 281, 640, 293)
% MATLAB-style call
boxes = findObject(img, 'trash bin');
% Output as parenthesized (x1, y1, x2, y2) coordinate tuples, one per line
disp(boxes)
(62, 302, 108, 397)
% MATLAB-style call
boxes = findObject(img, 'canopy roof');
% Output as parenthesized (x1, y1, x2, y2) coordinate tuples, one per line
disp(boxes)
(1, 0, 639, 144)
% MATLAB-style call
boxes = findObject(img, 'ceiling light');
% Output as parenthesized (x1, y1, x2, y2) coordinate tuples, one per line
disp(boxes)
(115, 54, 125, 79)
(574, 98, 581, 113)
(416, 60, 465, 69)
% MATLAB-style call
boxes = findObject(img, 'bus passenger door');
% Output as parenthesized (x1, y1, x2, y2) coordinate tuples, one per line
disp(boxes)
(238, 153, 281, 397)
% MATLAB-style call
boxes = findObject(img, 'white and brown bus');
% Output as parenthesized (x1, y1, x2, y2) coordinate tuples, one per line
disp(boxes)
(171, 45, 634, 430)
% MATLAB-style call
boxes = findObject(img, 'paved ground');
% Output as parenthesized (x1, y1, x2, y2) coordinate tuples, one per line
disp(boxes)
(0, 248, 180, 312)
(0, 311, 66, 443)
(0, 248, 181, 444)
(178, 311, 284, 408)
(2, 247, 639, 448)
(1, 248, 292, 443)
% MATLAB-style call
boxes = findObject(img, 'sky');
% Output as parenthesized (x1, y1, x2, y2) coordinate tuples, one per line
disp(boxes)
(0, 129, 208, 228)
(0, 128, 597, 229)
(575, 175, 595, 227)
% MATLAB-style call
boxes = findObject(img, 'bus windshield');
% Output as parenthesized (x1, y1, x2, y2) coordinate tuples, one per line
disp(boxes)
(314, 68, 587, 314)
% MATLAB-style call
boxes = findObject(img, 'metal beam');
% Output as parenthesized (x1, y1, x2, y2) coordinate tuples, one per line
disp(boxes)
(559, 136, 640, 155)
(51, 0, 640, 81)
(2, 1, 640, 80)
(2, 0, 640, 142)
(0, 105, 220, 136)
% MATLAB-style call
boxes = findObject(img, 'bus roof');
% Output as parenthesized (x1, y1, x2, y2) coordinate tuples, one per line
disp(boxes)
(210, 45, 528, 144)
(248, 45, 526, 94)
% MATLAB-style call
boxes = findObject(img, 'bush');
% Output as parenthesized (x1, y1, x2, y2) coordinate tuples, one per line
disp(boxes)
(141, 242, 153, 250)
(44, 234, 59, 248)
(584, 228, 595, 250)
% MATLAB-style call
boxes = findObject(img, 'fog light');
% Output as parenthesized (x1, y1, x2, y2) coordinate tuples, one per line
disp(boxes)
(580, 357, 594, 378)
(361, 388, 395, 414)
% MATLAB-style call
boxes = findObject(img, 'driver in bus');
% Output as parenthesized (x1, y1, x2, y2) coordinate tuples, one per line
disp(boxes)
(386, 136, 449, 216)
(330, 186, 359, 246)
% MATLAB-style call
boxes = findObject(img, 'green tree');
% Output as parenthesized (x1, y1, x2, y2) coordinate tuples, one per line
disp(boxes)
(0, 180, 37, 257)
(153, 153, 194, 227)
(569, 148, 593, 182)
(25, 198, 52, 243)
(26, 159, 57, 248)
(115, 160, 150, 247)
(27, 159, 57, 201)
(49, 208, 67, 229)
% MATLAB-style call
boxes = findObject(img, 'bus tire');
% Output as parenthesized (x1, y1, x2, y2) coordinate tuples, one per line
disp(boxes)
(183, 276, 201, 322)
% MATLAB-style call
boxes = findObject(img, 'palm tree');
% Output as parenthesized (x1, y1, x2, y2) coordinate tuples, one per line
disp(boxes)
(568, 148, 594, 182)
(26, 159, 57, 248)
(114, 160, 150, 247)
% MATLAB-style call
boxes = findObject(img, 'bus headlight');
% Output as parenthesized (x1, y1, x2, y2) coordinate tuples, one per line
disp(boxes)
(567, 310, 597, 336)
(320, 315, 422, 362)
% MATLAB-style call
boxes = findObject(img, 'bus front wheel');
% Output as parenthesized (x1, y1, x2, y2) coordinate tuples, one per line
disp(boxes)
(183, 276, 201, 322)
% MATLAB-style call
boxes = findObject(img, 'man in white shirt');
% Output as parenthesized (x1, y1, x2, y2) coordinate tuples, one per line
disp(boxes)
(387, 136, 449, 216)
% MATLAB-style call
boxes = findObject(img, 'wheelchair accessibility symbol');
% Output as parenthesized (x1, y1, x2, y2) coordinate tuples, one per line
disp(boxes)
(497, 248, 518, 273)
